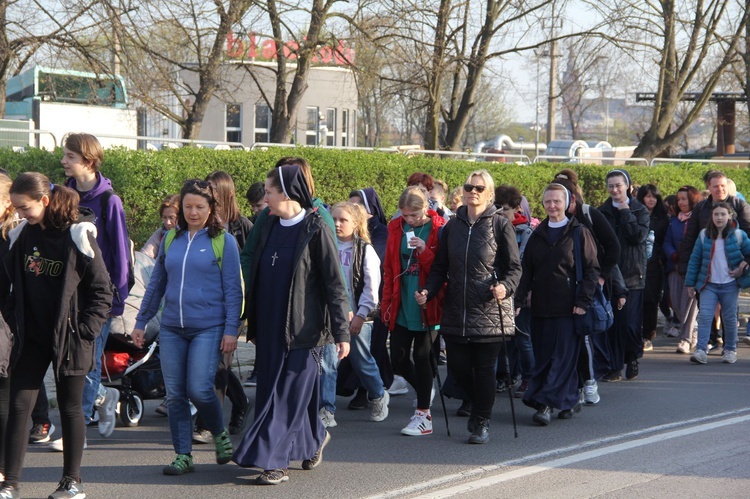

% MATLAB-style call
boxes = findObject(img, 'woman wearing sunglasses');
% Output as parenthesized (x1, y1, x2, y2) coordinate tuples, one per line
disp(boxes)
(417, 170, 522, 444)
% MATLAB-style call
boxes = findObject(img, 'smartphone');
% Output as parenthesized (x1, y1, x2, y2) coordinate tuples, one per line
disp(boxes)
(406, 230, 416, 248)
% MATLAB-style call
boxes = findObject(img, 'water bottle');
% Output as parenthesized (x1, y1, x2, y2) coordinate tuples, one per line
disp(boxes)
(645, 230, 655, 259)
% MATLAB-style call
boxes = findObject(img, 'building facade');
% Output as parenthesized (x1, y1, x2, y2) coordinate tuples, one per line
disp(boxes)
(181, 61, 358, 148)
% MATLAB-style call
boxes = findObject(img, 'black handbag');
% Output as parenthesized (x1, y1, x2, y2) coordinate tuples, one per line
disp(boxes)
(572, 226, 614, 336)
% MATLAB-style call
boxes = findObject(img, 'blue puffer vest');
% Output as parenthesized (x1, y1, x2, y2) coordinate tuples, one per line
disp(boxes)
(685, 227, 750, 289)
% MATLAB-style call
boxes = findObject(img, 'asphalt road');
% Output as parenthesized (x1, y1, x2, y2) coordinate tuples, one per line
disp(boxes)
(19, 334, 750, 499)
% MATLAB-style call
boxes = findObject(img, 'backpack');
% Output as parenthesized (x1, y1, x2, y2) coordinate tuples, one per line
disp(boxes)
(162, 228, 225, 270)
(99, 189, 136, 291)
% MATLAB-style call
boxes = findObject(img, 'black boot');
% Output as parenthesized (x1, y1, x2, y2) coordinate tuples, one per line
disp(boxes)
(558, 402, 582, 420)
(456, 400, 472, 417)
(348, 388, 369, 410)
(468, 417, 489, 444)
(532, 406, 552, 426)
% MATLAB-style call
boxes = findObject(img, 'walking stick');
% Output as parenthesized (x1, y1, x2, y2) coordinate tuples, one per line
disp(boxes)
(495, 273, 518, 438)
(421, 303, 451, 437)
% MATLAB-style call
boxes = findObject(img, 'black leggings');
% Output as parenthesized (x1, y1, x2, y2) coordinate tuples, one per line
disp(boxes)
(445, 340, 503, 420)
(0, 375, 9, 474)
(389, 325, 434, 410)
(4, 344, 86, 487)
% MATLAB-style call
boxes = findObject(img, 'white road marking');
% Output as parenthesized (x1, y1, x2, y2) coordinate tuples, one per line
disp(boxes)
(366, 408, 750, 499)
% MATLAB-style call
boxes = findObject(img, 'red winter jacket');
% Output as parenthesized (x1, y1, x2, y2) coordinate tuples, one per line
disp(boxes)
(381, 210, 446, 331)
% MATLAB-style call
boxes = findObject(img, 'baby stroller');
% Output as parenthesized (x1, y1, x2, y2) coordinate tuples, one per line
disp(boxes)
(102, 333, 165, 427)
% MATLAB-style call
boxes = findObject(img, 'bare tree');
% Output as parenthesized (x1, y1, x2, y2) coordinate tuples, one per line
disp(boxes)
(0, 0, 104, 117)
(95, 0, 254, 139)
(588, 0, 750, 161)
(373, 0, 607, 151)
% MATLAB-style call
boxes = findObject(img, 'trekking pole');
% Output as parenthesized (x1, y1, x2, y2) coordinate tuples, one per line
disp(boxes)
(421, 300, 451, 437)
(495, 273, 518, 438)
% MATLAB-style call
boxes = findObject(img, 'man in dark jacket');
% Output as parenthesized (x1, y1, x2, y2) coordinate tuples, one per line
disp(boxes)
(678, 170, 750, 275)
(598, 169, 650, 381)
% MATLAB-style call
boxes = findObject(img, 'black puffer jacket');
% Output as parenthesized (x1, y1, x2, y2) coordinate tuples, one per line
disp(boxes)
(598, 197, 650, 290)
(0, 220, 112, 380)
(515, 216, 600, 317)
(424, 205, 521, 341)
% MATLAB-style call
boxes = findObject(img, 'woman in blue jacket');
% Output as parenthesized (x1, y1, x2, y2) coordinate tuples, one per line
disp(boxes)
(132, 179, 243, 476)
(685, 202, 750, 365)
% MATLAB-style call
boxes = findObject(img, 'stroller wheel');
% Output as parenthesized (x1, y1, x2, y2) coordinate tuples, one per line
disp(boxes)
(120, 391, 144, 427)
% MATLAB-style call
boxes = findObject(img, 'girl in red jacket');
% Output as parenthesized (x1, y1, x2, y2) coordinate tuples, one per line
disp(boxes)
(381, 187, 445, 436)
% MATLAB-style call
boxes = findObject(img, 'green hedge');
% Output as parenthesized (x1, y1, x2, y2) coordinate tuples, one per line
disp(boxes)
(0, 146, 744, 246)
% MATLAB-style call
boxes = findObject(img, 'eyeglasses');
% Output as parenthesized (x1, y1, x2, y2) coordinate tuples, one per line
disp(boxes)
(463, 184, 486, 193)
(186, 179, 212, 188)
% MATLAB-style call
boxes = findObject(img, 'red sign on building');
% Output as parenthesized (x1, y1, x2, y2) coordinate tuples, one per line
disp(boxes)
(226, 31, 355, 65)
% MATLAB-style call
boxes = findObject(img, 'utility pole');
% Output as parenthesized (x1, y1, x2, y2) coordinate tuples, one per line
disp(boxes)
(545, 2, 562, 144)
(547, 37, 557, 143)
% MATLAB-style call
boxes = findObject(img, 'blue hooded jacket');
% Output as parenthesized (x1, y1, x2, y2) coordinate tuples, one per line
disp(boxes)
(685, 226, 750, 290)
(135, 229, 242, 336)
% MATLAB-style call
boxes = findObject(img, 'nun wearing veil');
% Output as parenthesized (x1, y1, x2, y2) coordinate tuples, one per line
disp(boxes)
(233, 165, 350, 485)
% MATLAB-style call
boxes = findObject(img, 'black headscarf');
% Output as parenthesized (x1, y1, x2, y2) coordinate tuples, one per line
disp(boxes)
(357, 187, 387, 226)
(278, 164, 313, 209)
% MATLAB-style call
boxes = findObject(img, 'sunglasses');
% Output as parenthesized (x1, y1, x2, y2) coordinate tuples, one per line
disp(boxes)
(463, 184, 486, 193)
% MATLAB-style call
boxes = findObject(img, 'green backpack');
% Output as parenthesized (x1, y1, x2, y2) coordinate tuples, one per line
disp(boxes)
(162, 229, 225, 270)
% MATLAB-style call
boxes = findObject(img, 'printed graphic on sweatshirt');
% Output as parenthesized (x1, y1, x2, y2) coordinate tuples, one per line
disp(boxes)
(24, 248, 63, 277)
(401, 252, 420, 276)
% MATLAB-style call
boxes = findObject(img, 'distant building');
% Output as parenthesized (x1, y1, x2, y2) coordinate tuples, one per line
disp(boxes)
(4, 65, 137, 149)
(180, 59, 358, 148)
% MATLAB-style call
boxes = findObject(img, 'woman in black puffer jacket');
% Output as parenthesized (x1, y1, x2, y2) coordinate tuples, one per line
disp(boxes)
(419, 170, 521, 445)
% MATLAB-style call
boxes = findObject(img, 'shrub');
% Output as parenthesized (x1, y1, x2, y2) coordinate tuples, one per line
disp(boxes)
(0, 146, 740, 246)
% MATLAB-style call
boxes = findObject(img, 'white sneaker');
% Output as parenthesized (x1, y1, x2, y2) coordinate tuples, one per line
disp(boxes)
(318, 407, 337, 428)
(387, 375, 409, 395)
(743, 336, 750, 347)
(370, 391, 390, 422)
(583, 380, 600, 405)
(676, 340, 692, 354)
(722, 350, 737, 364)
(97, 387, 120, 437)
(48, 437, 87, 452)
(690, 349, 708, 364)
(401, 410, 432, 436)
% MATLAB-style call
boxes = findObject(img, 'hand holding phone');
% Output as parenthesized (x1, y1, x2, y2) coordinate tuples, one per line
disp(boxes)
(406, 230, 416, 248)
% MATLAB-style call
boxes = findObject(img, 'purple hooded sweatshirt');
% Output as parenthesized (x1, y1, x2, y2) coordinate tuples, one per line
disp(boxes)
(66, 173, 130, 315)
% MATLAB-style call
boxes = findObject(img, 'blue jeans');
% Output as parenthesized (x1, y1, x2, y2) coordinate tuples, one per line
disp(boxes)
(319, 343, 339, 413)
(160, 325, 224, 455)
(696, 282, 738, 352)
(82, 317, 112, 424)
(348, 322, 385, 400)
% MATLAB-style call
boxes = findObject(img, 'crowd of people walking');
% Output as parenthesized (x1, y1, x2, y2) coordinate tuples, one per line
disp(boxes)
(0, 138, 748, 496)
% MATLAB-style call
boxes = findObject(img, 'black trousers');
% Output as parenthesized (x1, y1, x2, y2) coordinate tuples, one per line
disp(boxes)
(445, 340, 503, 420)
(5, 343, 86, 487)
(389, 324, 434, 410)
(0, 375, 9, 474)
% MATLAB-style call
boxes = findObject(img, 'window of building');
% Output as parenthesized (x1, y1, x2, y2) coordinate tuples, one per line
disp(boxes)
(326, 108, 336, 146)
(254, 104, 271, 143)
(226, 103, 242, 143)
(341, 109, 349, 147)
(306, 106, 319, 145)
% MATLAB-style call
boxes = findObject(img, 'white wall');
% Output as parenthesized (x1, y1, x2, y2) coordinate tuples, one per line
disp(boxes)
(37, 102, 138, 150)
